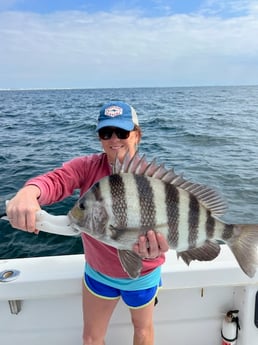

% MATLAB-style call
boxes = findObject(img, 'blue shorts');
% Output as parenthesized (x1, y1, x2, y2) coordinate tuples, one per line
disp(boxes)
(84, 273, 160, 309)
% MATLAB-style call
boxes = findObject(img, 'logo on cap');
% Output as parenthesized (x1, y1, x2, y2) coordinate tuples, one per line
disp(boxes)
(104, 106, 123, 117)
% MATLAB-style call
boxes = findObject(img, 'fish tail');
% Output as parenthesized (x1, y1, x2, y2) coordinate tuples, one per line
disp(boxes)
(225, 224, 258, 278)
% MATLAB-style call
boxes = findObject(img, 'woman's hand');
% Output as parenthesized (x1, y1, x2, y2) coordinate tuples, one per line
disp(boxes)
(133, 230, 169, 259)
(6, 185, 41, 233)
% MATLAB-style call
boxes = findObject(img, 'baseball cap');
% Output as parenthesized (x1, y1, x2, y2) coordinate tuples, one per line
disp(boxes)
(96, 101, 139, 131)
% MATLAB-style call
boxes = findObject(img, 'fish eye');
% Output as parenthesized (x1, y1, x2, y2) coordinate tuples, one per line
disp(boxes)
(79, 201, 85, 210)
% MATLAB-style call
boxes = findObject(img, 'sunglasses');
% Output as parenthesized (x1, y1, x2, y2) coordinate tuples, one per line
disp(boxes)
(98, 127, 132, 140)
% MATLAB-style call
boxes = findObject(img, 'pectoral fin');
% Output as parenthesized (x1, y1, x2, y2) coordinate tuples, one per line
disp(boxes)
(177, 240, 221, 265)
(118, 250, 143, 279)
(109, 224, 141, 240)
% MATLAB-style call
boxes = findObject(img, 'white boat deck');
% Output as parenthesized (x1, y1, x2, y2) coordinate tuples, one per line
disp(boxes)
(1, 247, 258, 345)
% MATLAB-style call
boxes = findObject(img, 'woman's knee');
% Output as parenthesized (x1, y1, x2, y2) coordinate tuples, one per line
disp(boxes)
(82, 332, 105, 345)
(132, 321, 154, 345)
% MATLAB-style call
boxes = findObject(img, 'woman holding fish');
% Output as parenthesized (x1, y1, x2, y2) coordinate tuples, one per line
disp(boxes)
(6, 101, 169, 345)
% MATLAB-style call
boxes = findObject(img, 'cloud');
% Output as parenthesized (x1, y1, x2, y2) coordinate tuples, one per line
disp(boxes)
(0, 0, 23, 11)
(0, 5, 258, 88)
(200, 0, 258, 16)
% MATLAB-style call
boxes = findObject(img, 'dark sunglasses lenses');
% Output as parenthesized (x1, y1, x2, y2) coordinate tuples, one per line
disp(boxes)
(98, 127, 131, 140)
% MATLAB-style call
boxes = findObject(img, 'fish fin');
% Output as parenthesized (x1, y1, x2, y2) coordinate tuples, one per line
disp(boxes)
(113, 151, 147, 174)
(114, 151, 227, 217)
(177, 182, 227, 217)
(109, 225, 141, 240)
(109, 225, 127, 240)
(118, 250, 142, 279)
(226, 224, 258, 278)
(177, 241, 221, 265)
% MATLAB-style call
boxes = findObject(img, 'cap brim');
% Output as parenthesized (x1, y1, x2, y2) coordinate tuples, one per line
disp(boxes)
(96, 118, 135, 131)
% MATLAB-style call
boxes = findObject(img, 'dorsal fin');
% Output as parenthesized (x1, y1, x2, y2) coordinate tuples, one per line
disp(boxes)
(113, 151, 227, 217)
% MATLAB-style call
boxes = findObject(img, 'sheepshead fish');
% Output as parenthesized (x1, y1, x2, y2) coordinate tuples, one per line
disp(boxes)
(68, 152, 258, 279)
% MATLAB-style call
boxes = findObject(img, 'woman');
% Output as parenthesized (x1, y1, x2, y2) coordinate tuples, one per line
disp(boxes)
(7, 101, 169, 345)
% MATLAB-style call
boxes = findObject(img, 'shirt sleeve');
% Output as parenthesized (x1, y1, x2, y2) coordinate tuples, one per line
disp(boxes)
(25, 156, 88, 205)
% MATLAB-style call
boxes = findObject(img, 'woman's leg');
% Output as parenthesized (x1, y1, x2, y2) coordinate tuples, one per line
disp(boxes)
(82, 281, 120, 345)
(130, 300, 156, 345)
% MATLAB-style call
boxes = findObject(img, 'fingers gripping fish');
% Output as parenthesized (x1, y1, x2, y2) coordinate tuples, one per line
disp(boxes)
(68, 152, 258, 279)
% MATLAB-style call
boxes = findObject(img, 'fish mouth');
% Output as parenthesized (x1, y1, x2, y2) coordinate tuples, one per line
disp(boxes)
(67, 211, 83, 233)
(67, 210, 106, 239)
(70, 223, 83, 234)
(68, 208, 85, 226)
(67, 210, 76, 222)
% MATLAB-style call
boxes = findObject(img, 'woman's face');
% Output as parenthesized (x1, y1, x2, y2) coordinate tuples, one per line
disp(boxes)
(99, 127, 141, 164)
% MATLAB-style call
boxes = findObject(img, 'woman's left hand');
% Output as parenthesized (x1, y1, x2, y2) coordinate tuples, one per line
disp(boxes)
(133, 230, 169, 259)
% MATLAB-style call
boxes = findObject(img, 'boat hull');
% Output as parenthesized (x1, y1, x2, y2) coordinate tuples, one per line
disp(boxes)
(1, 247, 258, 345)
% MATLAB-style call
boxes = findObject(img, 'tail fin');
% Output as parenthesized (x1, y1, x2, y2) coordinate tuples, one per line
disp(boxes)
(227, 224, 258, 278)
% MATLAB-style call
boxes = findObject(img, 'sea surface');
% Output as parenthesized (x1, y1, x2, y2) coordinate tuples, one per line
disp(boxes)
(0, 85, 258, 259)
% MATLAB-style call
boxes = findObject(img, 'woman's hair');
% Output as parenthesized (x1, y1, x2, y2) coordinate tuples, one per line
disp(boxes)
(134, 125, 142, 144)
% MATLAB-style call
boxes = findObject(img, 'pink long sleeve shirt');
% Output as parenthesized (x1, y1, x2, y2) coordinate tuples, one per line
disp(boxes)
(26, 153, 165, 278)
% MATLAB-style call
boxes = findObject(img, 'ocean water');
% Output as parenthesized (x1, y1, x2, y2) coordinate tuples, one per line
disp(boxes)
(0, 85, 258, 259)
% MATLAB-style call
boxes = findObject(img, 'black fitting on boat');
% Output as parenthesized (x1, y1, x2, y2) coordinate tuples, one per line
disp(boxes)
(255, 290, 258, 328)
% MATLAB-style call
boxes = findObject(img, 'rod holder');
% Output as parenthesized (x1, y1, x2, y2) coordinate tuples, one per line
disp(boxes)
(0, 269, 22, 314)
(0, 269, 20, 282)
(8, 300, 22, 315)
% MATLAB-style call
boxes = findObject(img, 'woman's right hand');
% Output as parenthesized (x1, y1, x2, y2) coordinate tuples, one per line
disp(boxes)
(6, 185, 41, 233)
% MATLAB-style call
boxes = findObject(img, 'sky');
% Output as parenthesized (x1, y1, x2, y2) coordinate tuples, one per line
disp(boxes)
(1, 0, 258, 89)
